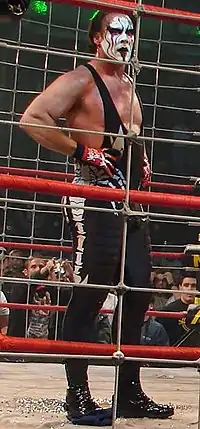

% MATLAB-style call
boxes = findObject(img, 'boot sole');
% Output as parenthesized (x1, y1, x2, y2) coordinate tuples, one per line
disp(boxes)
(118, 409, 174, 419)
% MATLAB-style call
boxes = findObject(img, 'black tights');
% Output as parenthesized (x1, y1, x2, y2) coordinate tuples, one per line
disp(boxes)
(62, 199, 152, 390)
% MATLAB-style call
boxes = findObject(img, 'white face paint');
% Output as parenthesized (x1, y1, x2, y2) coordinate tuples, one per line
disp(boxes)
(101, 15, 135, 62)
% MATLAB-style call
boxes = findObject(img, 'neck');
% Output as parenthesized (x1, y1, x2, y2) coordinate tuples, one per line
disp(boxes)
(92, 56, 125, 78)
(180, 296, 189, 305)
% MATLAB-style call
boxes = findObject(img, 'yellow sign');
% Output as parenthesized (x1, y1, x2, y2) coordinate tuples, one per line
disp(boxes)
(193, 254, 200, 268)
(191, 309, 200, 325)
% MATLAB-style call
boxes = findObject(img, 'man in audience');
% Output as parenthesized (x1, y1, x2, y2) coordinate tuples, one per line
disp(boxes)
(7, 254, 73, 338)
(27, 285, 52, 339)
(141, 296, 169, 346)
(153, 273, 169, 310)
(156, 272, 200, 346)
(2, 249, 26, 300)
(7, 255, 57, 337)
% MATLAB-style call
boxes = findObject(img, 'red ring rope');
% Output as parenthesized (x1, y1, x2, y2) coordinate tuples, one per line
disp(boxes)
(0, 166, 73, 181)
(0, 302, 185, 319)
(0, 242, 72, 253)
(1, 174, 200, 209)
(145, 181, 194, 193)
(0, 168, 195, 193)
(0, 241, 185, 259)
(151, 251, 185, 259)
(0, 336, 200, 361)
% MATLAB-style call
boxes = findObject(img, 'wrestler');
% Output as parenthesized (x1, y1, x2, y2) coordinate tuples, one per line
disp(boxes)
(20, 11, 174, 424)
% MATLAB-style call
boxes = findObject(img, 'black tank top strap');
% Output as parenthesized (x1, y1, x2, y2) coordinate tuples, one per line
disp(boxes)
(84, 63, 126, 148)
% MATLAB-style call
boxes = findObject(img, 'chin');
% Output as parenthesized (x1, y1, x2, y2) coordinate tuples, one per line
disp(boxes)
(186, 297, 195, 305)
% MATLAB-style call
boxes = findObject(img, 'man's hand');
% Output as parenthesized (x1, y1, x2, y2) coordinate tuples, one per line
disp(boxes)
(74, 143, 121, 177)
(61, 259, 74, 283)
(39, 259, 55, 279)
(142, 153, 151, 187)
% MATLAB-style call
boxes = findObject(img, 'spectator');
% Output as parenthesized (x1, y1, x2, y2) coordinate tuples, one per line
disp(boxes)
(156, 272, 200, 346)
(0, 290, 9, 335)
(2, 249, 26, 300)
(165, 284, 180, 305)
(7, 255, 57, 337)
(27, 285, 51, 339)
(153, 273, 169, 310)
(141, 296, 169, 346)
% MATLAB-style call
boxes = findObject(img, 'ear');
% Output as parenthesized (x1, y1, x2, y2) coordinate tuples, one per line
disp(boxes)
(23, 268, 28, 277)
(93, 32, 103, 48)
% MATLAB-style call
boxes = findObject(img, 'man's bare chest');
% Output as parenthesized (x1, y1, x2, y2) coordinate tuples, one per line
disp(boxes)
(80, 79, 142, 132)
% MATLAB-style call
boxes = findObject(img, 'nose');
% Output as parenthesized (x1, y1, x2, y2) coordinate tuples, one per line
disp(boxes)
(121, 32, 129, 42)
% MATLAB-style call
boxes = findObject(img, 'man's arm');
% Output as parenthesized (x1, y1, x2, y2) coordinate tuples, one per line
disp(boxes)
(20, 66, 125, 176)
(0, 291, 9, 334)
(20, 66, 90, 156)
(0, 315, 9, 335)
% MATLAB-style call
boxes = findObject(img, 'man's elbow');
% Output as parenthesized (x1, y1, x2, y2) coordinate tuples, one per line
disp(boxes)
(19, 108, 43, 136)
(19, 110, 33, 132)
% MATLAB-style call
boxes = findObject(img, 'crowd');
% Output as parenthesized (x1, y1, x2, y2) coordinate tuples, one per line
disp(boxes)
(0, 249, 200, 348)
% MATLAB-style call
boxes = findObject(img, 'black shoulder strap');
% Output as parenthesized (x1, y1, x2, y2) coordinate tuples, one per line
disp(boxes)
(84, 63, 125, 135)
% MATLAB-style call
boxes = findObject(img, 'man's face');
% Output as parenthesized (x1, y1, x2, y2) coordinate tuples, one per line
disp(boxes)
(154, 274, 164, 289)
(101, 15, 135, 62)
(24, 258, 45, 277)
(8, 250, 24, 271)
(180, 277, 197, 305)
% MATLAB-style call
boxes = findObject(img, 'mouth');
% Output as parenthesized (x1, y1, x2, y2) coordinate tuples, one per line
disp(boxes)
(118, 47, 128, 53)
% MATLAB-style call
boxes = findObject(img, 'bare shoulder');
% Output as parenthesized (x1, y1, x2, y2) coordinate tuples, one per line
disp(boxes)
(43, 64, 92, 97)
(24, 64, 93, 119)
(55, 65, 92, 88)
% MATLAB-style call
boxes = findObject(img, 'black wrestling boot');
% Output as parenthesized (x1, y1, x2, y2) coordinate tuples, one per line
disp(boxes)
(65, 384, 112, 425)
(117, 382, 174, 419)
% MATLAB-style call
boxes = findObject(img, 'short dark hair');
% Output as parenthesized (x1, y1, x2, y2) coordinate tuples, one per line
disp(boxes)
(88, 11, 107, 54)
(24, 253, 45, 269)
(88, 11, 136, 54)
(179, 271, 197, 284)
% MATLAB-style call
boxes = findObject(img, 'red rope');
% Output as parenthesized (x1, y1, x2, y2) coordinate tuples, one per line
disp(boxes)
(0, 168, 195, 194)
(151, 251, 185, 259)
(145, 181, 194, 193)
(1, 174, 200, 209)
(0, 242, 72, 253)
(0, 168, 194, 194)
(0, 302, 185, 319)
(0, 242, 185, 259)
(0, 336, 199, 360)
(51, 0, 200, 26)
(0, 166, 74, 182)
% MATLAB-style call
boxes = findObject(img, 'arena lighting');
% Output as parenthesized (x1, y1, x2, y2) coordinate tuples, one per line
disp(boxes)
(31, 0, 48, 15)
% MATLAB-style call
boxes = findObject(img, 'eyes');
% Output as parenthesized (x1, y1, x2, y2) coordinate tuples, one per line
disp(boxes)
(127, 29, 135, 36)
(107, 26, 134, 37)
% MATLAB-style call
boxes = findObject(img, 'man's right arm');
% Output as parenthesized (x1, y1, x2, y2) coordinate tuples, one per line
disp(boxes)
(20, 66, 89, 156)
(20, 65, 121, 176)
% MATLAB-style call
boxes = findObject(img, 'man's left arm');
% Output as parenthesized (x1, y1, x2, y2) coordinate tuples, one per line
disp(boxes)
(132, 90, 151, 187)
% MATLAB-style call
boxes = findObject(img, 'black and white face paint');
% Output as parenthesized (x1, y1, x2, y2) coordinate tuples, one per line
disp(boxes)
(101, 15, 135, 62)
